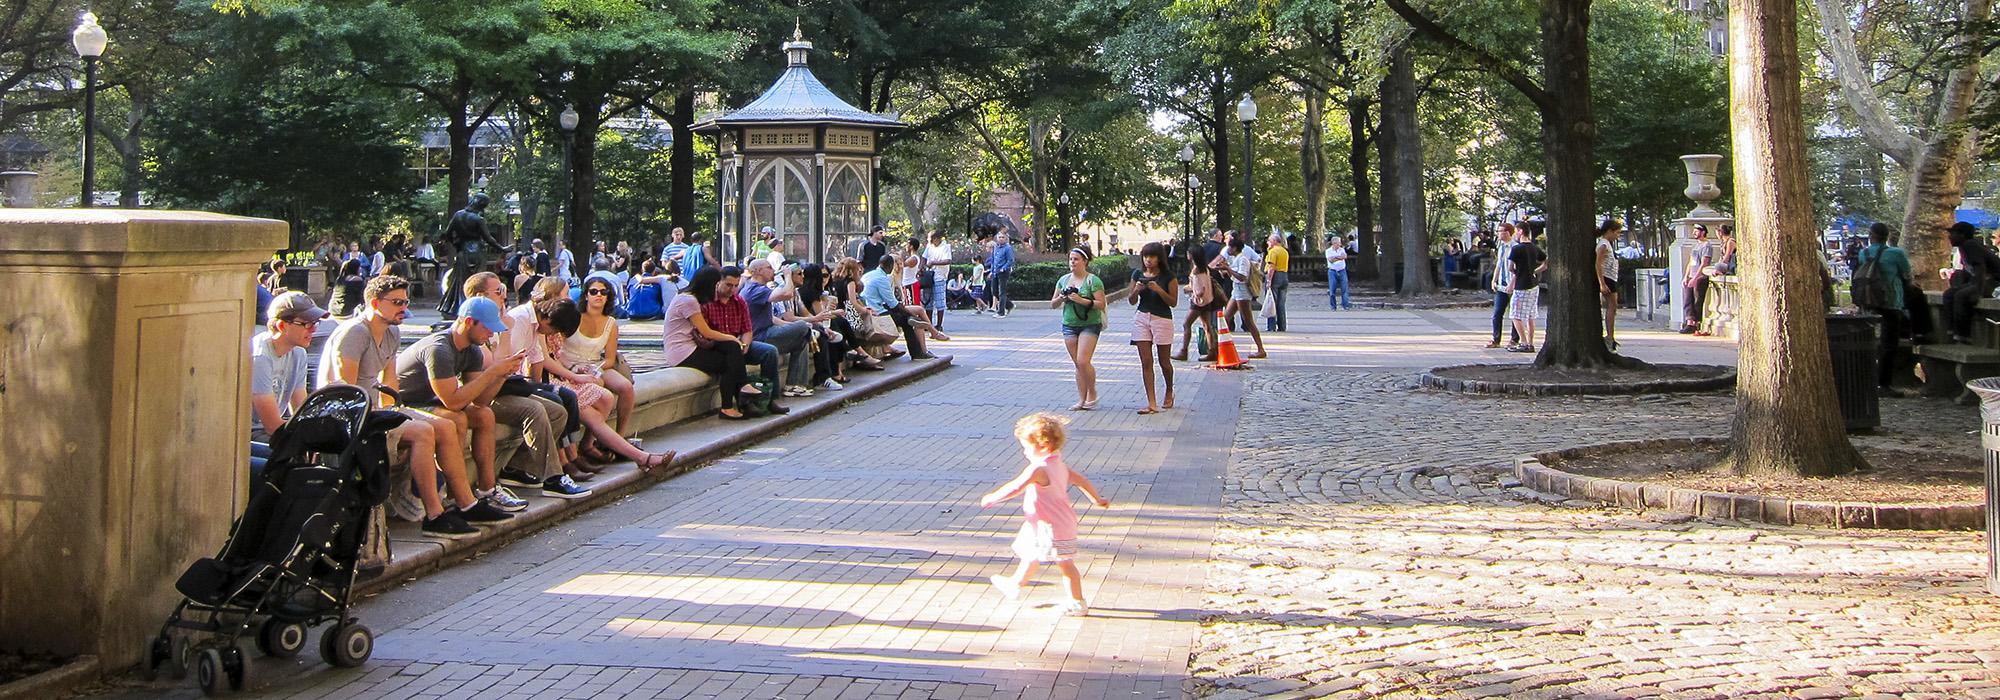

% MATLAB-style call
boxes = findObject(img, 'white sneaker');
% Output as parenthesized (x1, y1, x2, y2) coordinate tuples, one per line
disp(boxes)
(821, 379, 844, 391)
(482, 486, 528, 512)
(989, 574, 1020, 600)
(1060, 599, 1089, 617)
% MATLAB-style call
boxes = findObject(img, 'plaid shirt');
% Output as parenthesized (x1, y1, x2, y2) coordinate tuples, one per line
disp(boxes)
(701, 295, 753, 336)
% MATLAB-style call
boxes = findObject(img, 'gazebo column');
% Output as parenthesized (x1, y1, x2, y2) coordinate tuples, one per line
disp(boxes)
(713, 140, 727, 257)
(870, 156, 882, 230)
(733, 149, 749, 264)
(813, 153, 827, 263)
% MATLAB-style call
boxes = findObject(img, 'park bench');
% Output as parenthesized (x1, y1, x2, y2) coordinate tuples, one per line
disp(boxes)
(1914, 342, 2000, 405)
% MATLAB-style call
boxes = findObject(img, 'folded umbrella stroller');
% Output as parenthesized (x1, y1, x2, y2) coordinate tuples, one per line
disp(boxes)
(144, 384, 407, 695)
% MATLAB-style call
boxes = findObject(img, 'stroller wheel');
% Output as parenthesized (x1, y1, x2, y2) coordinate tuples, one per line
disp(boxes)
(171, 637, 192, 681)
(319, 623, 373, 668)
(195, 648, 224, 696)
(257, 619, 307, 658)
(223, 644, 250, 692)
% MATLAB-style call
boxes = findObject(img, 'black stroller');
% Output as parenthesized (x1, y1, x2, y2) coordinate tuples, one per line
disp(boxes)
(144, 384, 407, 695)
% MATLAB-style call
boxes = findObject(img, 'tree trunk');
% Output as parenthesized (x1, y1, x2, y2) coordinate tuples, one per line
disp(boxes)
(1373, 81, 1402, 291)
(1029, 117, 1051, 248)
(1210, 73, 1233, 236)
(1722, 0, 1867, 477)
(669, 88, 697, 231)
(446, 108, 475, 214)
(1384, 46, 1433, 296)
(1346, 96, 1378, 283)
(1531, 0, 1625, 368)
(112, 94, 146, 208)
(1300, 85, 1328, 254)
(1897, 0, 1988, 287)
(569, 100, 603, 256)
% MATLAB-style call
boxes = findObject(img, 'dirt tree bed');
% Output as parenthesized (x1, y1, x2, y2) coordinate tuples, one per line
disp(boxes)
(1547, 441, 1981, 505)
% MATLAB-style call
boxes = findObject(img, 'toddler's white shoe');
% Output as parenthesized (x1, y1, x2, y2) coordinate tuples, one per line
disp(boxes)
(1060, 599, 1089, 617)
(989, 574, 1020, 600)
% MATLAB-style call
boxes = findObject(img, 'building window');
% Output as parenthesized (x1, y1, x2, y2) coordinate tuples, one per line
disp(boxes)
(826, 164, 868, 259)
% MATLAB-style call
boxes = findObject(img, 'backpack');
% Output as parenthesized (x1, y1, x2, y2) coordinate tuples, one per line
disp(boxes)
(1851, 246, 1890, 310)
(739, 374, 778, 417)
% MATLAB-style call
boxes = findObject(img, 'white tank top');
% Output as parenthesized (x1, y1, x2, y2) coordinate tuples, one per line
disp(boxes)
(562, 321, 611, 366)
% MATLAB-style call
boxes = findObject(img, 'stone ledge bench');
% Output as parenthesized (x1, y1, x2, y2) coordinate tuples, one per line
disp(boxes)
(1914, 342, 2000, 404)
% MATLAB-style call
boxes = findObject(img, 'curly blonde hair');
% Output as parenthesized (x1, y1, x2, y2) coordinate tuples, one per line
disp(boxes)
(1013, 412, 1069, 455)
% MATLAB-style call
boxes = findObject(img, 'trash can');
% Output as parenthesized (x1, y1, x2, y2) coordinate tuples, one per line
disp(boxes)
(1825, 313, 1880, 431)
(1964, 377, 2000, 594)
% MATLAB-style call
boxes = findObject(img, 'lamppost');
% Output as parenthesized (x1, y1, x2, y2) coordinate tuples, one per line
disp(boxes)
(73, 12, 108, 209)
(1059, 192, 1071, 251)
(558, 105, 579, 248)
(1236, 94, 1257, 243)
(1178, 144, 1195, 248)
(964, 180, 974, 241)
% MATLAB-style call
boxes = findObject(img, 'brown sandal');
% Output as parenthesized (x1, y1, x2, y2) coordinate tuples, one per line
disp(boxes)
(638, 450, 677, 474)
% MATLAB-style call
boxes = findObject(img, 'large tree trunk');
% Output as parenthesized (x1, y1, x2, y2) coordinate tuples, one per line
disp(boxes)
(1346, 96, 1378, 283)
(1383, 46, 1433, 296)
(1300, 85, 1328, 253)
(445, 107, 475, 214)
(1373, 78, 1403, 291)
(1722, 0, 1867, 477)
(568, 98, 603, 256)
(111, 93, 147, 208)
(1898, 0, 1988, 286)
(669, 88, 697, 231)
(1029, 117, 1051, 248)
(1531, 0, 1624, 368)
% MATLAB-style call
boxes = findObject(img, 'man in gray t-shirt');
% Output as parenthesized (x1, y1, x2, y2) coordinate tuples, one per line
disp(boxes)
(320, 313, 399, 407)
(251, 292, 328, 441)
(393, 330, 486, 409)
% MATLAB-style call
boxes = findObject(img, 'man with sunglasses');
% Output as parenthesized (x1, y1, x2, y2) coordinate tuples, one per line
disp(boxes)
(319, 275, 496, 539)
(250, 292, 327, 443)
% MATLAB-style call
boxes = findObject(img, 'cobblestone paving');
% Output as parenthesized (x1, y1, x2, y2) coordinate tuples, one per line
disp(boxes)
(1193, 308, 2000, 699)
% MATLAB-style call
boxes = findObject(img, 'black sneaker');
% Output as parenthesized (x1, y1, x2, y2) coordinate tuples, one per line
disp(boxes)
(422, 509, 478, 539)
(460, 499, 515, 525)
(497, 468, 540, 488)
(542, 475, 592, 499)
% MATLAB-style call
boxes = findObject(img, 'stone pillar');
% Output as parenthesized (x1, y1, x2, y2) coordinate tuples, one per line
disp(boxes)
(0, 209, 286, 670)
(0, 171, 37, 207)
(1670, 154, 1733, 328)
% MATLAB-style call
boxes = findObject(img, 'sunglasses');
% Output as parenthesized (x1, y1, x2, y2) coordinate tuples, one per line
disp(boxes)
(284, 318, 313, 328)
(586, 288, 611, 297)
(376, 297, 411, 307)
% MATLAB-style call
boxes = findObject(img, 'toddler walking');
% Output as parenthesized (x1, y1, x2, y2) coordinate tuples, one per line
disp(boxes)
(979, 413, 1111, 616)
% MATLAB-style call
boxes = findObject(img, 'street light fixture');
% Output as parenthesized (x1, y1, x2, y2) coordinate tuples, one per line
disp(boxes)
(1236, 94, 1257, 244)
(558, 106, 579, 248)
(964, 179, 975, 242)
(73, 12, 108, 209)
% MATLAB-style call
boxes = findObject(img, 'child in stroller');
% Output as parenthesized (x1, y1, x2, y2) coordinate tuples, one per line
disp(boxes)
(144, 384, 406, 695)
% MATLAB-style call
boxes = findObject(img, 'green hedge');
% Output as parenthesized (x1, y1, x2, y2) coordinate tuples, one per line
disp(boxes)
(952, 256, 1133, 300)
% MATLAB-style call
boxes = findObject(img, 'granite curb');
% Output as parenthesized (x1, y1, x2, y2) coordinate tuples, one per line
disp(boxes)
(1515, 437, 1983, 530)
(0, 655, 97, 700)
(1422, 363, 1736, 396)
(354, 355, 955, 596)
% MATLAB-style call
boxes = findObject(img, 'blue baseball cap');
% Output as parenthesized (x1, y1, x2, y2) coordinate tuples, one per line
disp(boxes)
(457, 296, 509, 334)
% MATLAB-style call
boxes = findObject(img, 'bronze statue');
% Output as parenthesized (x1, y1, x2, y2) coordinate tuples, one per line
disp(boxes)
(436, 193, 507, 317)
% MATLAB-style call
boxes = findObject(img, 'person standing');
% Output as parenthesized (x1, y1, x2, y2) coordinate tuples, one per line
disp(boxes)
(1174, 243, 1218, 362)
(1680, 224, 1713, 334)
(1595, 219, 1624, 351)
(1326, 235, 1351, 311)
(1504, 224, 1548, 353)
(924, 231, 953, 330)
(859, 226, 889, 272)
(1264, 232, 1290, 332)
(1858, 223, 1912, 389)
(988, 233, 1016, 317)
(1052, 247, 1107, 410)
(1129, 243, 1178, 414)
(1487, 221, 1519, 348)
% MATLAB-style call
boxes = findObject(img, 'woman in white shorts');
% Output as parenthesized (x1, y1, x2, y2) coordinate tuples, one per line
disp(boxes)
(1128, 242, 1180, 414)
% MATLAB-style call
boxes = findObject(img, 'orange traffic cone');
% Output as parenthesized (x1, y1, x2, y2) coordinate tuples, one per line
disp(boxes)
(1211, 310, 1248, 369)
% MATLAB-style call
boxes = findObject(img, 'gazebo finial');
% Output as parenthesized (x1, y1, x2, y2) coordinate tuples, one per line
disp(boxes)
(783, 18, 813, 66)
(793, 17, 803, 42)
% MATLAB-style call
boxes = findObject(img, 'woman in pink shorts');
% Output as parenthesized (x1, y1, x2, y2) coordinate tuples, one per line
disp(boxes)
(1128, 242, 1180, 414)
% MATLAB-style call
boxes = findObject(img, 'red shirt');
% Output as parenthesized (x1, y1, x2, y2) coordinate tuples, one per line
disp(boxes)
(701, 295, 752, 336)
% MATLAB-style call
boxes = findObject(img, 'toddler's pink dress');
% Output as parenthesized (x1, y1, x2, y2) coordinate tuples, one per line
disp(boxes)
(1011, 452, 1081, 563)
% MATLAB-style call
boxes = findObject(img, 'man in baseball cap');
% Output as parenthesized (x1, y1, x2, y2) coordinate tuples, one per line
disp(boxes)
(250, 292, 327, 441)
(390, 293, 529, 531)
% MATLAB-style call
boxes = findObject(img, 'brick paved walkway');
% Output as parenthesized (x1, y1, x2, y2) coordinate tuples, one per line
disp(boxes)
(103, 293, 2000, 699)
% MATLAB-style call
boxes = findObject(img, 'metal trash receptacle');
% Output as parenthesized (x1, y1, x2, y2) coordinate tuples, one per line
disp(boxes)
(1966, 377, 2000, 594)
(1826, 313, 1880, 431)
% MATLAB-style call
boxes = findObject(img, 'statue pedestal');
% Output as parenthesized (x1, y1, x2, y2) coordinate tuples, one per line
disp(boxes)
(0, 209, 286, 670)
(1671, 214, 1735, 328)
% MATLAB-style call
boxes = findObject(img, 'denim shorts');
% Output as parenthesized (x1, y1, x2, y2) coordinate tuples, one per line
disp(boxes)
(1062, 323, 1104, 338)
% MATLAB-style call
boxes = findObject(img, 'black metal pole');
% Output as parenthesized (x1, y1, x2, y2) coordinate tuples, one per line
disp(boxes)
(562, 131, 574, 246)
(1181, 161, 1191, 248)
(965, 186, 973, 240)
(1240, 121, 1254, 241)
(80, 56, 97, 208)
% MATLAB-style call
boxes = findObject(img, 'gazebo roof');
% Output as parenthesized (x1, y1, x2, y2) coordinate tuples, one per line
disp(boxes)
(695, 29, 906, 132)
